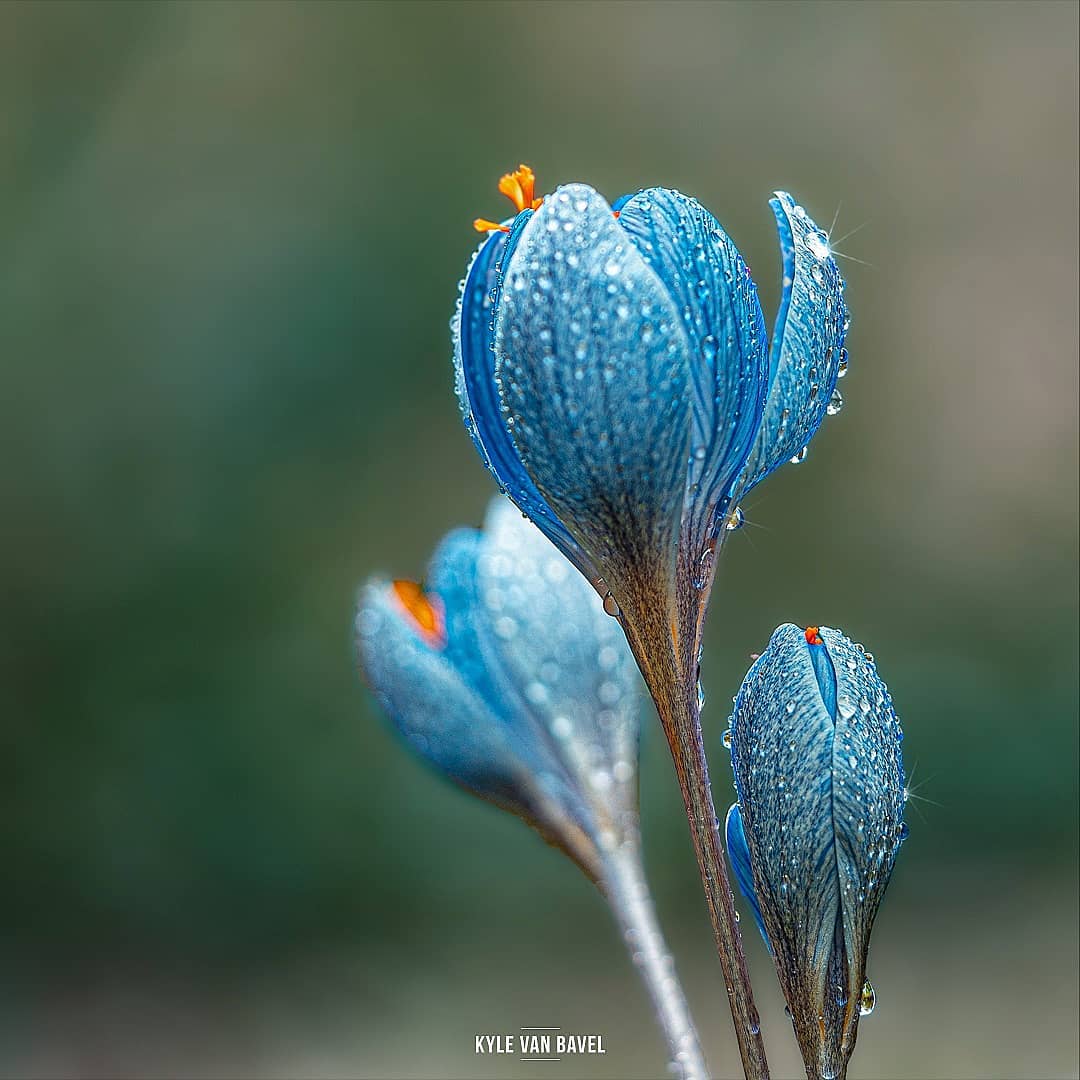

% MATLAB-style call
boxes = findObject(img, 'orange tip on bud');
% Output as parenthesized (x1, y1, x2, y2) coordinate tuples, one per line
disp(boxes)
(391, 579, 447, 648)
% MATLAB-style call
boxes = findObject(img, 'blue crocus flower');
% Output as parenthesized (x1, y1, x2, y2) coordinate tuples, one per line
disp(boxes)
(725, 625, 906, 1080)
(454, 167, 849, 699)
(356, 497, 708, 1080)
(454, 168, 848, 1077)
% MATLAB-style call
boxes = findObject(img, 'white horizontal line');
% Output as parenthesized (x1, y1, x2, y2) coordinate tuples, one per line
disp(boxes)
(520, 1026, 561, 1030)
(520, 1058, 562, 1062)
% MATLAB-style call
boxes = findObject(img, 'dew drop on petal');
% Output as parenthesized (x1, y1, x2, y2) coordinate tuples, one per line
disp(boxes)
(827, 388, 845, 416)
(725, 505, 745, 531)
(807, 231, 830, 260)
(602, 592, 622, 618)
(790, 446, 809, 465)
(860, 979, 876, 1016)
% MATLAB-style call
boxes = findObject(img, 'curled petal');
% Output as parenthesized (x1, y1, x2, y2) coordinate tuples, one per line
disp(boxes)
(495, 184, 692, 608)
(741, 194, 849, 492)
(616, 188, 768, 556)
(729, 624, 905, 1079)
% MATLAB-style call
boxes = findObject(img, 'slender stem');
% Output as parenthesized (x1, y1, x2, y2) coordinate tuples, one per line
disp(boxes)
(676, 703, 768, 1077)
(656, 678, 770, 1080)
(601, 844, 710, 1080)
(616, 575, 768, 1078)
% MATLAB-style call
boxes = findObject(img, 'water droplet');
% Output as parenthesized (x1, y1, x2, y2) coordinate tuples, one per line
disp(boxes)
(790, 446, 808, 465)
(724, 505, 745, 531)
(551, 715, 573, 739)
(602, 592, 621, 617)
(697, 682, 707, 711)
(836, 348, 849, 378)
(826, 387, 844, 416)
(604, 259, 622, 277)
(785, 700, 797, 715)
(859, 979, 876, 1016)
(898, 821, 910, 841)
(701, 334, 718, 363)
(806, 231, 830, 260)
(693, 545, 715, 590)
(722, 729, 733, 749)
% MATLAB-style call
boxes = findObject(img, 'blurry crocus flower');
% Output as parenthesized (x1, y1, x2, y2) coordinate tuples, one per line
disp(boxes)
(356, 497, 708, 1080)
(725, 625, 907, 1080)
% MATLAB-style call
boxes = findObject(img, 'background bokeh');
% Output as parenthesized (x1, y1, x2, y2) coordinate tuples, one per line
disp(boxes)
(2, 2, 1077, 1078)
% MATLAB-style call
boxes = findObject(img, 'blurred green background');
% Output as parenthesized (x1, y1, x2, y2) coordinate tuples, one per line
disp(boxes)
(2, 2, 1077, 1077)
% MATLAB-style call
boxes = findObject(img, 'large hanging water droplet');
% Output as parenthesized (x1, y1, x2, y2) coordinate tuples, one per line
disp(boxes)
(837, 348, 849, 378)
(898, 821, 910, 841)
(790, 446, 809, 465)
(859, 979, 876, 1016)
(827, 388, 844, 416)
(725, 505, 745, 531)
(602, 592, 621, 618)
(722, 729, 733, 749)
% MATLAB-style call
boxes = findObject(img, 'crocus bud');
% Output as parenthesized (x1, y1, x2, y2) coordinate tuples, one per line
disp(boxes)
(725, 624, 907, 1080)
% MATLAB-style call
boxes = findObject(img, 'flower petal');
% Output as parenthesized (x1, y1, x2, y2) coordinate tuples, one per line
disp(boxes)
(452, 215, 593, 581)
(474, 498, 641, 804)
(724, 802, 770, 952)
(616, 188, 768, 554)
(494, 184, 692, 606)
(740, 194, 849, 492)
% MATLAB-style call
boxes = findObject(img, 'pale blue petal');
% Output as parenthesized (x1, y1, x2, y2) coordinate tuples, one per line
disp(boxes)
(494, 184, 692, 606)
(741, 194, 849, 492)
(475, 499, 641, 816)
(616, 188, 768, 553)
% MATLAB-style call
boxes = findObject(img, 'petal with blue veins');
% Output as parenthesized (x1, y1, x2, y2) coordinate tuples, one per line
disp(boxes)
(616, 188, 768, 555)
(740, 194, 849, 492)
(452, 215, 595, 584)
(494, 184, 692, 607)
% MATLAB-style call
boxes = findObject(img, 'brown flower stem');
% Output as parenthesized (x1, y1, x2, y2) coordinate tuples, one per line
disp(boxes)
(661, 686, 770, 1080)
(629, 617, 769, 1080)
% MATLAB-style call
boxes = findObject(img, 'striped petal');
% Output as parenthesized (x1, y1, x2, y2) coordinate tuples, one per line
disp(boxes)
(452, 216, 595, 583)
(616, 188, 768, 559)
(494, 184, 692, 611)
(740, 194, 849, 493)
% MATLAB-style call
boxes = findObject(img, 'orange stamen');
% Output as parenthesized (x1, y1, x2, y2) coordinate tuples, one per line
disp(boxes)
(392, 579, 447, 648)
(473, 217, 511, 234)
(805, 626, 823, 646)
(473, 164, 543, 232)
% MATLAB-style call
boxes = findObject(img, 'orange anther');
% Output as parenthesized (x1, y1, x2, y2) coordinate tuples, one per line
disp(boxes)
(805, 626, 823, 646)
(392, 579, 447, 648)
(473, 217, 511, 234)
(474, 164, 543, 231)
